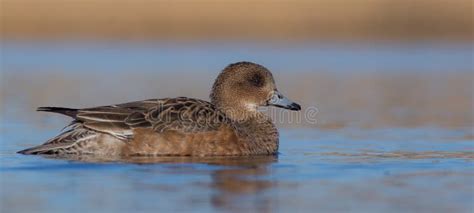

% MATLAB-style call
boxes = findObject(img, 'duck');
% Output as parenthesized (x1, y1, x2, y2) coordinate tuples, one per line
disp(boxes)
(18, 61, 301, 156)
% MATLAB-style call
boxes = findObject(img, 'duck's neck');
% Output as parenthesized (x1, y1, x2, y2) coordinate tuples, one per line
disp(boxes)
(231, 112, 279, 155)
(212, 99, 280, 154)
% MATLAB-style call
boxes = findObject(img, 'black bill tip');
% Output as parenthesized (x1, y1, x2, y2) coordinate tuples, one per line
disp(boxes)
(288, 103, 301, 111)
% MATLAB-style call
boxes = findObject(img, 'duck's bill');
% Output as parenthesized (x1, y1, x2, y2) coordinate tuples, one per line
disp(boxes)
(267, 91, 301, 111)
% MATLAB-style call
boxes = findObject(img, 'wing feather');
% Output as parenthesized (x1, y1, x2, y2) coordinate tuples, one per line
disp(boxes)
(45, 98, 227, 141)
(77, 112, 130, 123)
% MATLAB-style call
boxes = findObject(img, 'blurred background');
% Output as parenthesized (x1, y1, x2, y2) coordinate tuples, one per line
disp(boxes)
(1, 0, 472, 129)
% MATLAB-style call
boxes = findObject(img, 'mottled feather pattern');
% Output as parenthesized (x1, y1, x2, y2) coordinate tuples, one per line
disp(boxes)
(78, 98, 227, 137)
(139, 98, 226, 133)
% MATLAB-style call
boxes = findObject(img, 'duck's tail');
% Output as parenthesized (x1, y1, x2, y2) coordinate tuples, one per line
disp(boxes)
(37, 107, 79, 118)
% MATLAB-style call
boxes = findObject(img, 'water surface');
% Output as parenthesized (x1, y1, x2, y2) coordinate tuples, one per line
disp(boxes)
(1, 122, 473, 212)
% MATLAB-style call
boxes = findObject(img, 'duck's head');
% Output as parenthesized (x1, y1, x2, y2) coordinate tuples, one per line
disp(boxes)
(210, 61, 301, 121)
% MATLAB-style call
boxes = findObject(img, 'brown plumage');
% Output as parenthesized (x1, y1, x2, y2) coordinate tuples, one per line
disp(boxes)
(18, 61, 301, 156)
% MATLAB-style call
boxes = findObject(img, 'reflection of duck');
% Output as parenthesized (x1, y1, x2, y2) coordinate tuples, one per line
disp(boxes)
(42, 153, 278, 165)
(42, 154, 277, 212)
(19, 62, 300, 156)
(210, 163, 275, 212)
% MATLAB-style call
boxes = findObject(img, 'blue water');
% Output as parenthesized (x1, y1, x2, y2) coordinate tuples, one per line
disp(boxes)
(1, 41, 472, 74)
(1, 120, 473, 212)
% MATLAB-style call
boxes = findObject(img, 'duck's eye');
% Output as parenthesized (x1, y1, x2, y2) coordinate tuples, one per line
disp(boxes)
(248, 73, 265, 87)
